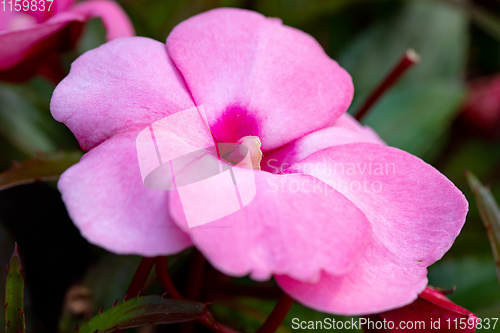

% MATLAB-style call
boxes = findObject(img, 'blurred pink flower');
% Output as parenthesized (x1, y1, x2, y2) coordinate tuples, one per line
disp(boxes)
(0, 0, 134, 82)
(51, 8, 468, 315)
(461, 75, 500, 140)
(365, 287, 477, 332)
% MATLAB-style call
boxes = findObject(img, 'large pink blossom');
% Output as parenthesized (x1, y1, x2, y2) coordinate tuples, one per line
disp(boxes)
(50, 8, 468, 315)
(0, 0, 134, 81)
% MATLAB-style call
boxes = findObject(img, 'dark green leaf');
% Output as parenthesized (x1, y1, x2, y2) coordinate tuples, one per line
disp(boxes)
(0, 83, 67, 156)
(362, 81, 464, 157)
(255, 0, 354, 26)
(59, 255, 142, 333)
(341, 1, 467, 100)
(83, 255, 143, 314)
(4, 246, 25, 333)
(0, 151, 83, 191)
(0, 222, 15, 329)
(441, 0, 500, 42)
(339, 1, 467, 158)
(77, 295, 211, 333)
(466, 171, 500, 284)
(76, 18, 107, 56)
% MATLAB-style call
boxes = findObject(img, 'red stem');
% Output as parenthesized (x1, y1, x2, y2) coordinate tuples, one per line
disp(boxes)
(355, 49, 420, 121)
(114, 257, 155, 333)
(255, 292, 295, 333)
(124, 257, 155, 301)
(185, 250, 207, 300)
(156, 256, 232, 332)
(155, 256, 183, 299)
(182, 251, 209, 333)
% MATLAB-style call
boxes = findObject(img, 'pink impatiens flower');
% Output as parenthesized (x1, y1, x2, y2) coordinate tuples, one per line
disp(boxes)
(50, 8, 468, 315)
(461, 74, 500, 140)
(0, 0, 134, 82)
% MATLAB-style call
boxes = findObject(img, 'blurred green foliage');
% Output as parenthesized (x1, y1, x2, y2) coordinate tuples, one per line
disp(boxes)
(1, 0, 500, 332)
(341, 1, 467, 159)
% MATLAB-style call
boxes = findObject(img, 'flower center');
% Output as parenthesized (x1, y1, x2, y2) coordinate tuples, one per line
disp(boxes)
(219, 136, 263, 170)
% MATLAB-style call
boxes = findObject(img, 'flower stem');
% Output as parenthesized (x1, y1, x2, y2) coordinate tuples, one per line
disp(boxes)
(355, 49, 420, 121)
(256, 292, 295, 333)
(155, 256, 183, 299)
(185, 250, 207, 300)
(124, 257, 155, 301)
(156, 256, 231, 332)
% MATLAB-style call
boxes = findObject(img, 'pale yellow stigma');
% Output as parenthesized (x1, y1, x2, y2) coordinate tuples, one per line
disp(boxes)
(219, 136, 263, 170)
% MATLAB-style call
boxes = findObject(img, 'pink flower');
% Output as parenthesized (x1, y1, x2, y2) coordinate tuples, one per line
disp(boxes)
(365, 287, 477, 332)
(461, 74, 500, 140)
(0, 0, 134, 82)
(50, 8, 468, 315)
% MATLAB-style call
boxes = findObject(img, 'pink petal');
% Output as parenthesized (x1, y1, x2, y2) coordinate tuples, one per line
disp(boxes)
(26, 0, 76, 24)
(333, 113, 386, 144)
(276, 241, 429, 315)
(0, 10, 15, 31)
(277, 143, 468, 314)
(0, 0, 74, 31)
(169, 169, 372, 282)
(166, 8, 353, 151)
(262, 114, 385, 173)
(0, 0, 133, 80)
(44, 0, 75, 16)
(0, 11, 36, 31)
(0, 15, 81, 70)
(58, 130, 192, 256)
(290, 143, 468, 265)
(69, 0, 135, 40)
(51, 37, 195, 150)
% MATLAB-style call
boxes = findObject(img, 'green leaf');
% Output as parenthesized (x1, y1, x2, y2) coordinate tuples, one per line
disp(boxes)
(83, 255, 143, 314)
(362, 81, 464, 158)
(465, 171, 500, 285)
(0, 151, 83, 191)
(59, 255, 142, 333)
(254, 0, 354, 27)
(0, 223, 15, 328)
(77, 295, 212, 333)
(4, 245, 25, 333)
(211, 298, 282, 333)
(76, 18, 107, 56)
(339, 0, 467, 158)
(341, 1, 467, 99)
(441, 0, 500, 42)
(121, 0, 225, 42)
(0, 83, 68, 156)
